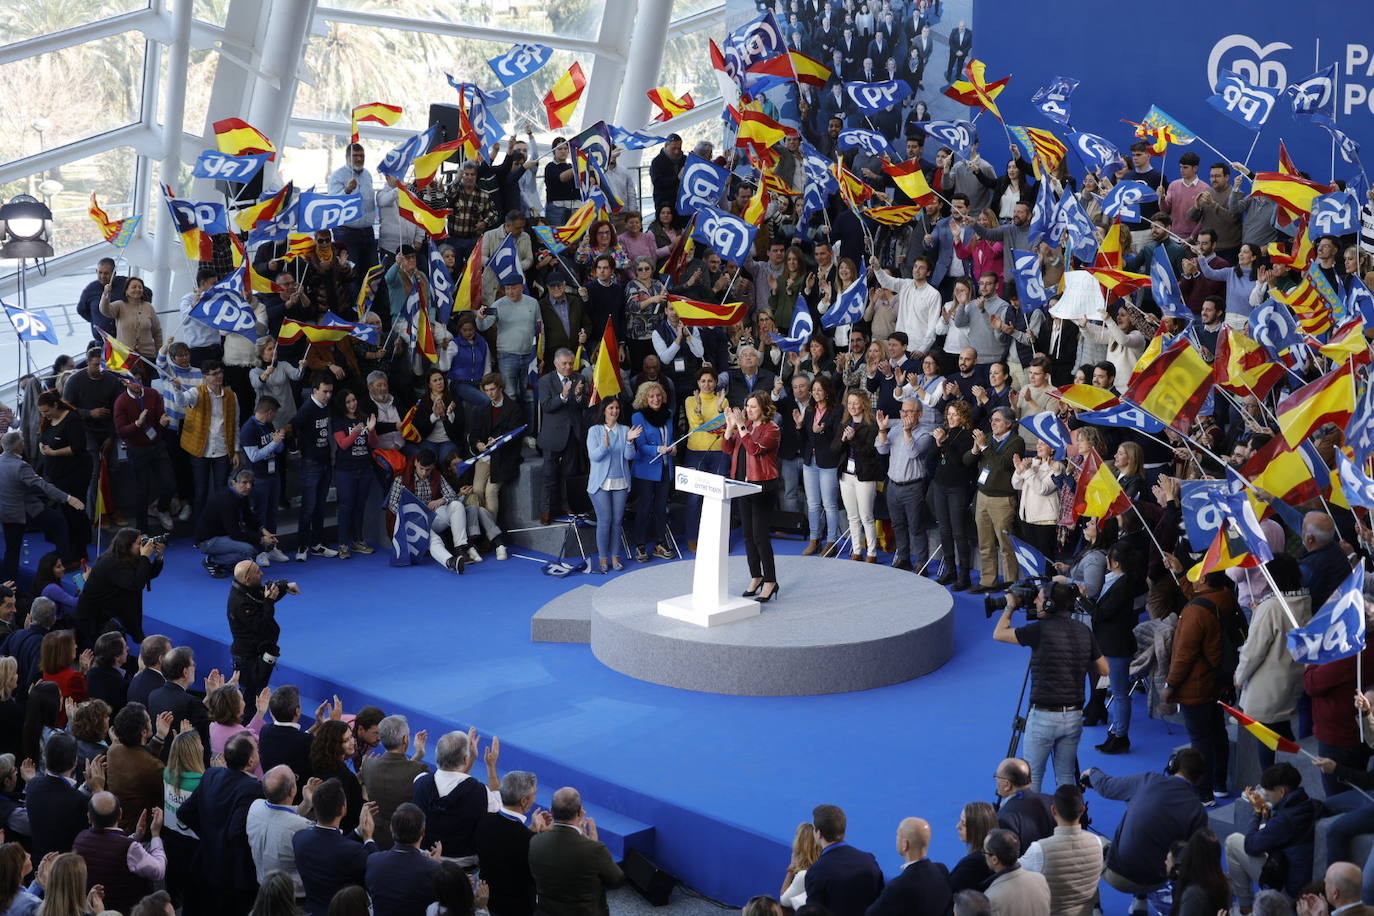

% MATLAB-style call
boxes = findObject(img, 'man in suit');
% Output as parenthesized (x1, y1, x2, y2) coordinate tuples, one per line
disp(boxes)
(994, 758, 1055, 851)
(540, 274, 590, 358)
(867, 31, 892, 71)
(86, 631, 130, 714)
(528, 786, 625, 916)
(147, 646, 212, 761)
(294, 778, 379, 916)
(818, 80, 850, 133)
(477, 770, 554, 916)
(804, 804, 885, 916)
(536, 349, 590, 525)
(366, 803, 439, 916)
(864, 817, 951, 916)
(178, 732, 266, 916)
(836, 27, 861, 78)
(946, 20, 973, 83)
(718, 347, 776, 409)
(259, 684, 317, 788)
(127, 634, 171, 709)
(1322, 863, 1374, 916)
(27, 733, 102, 860)
(1, 596, 56, 701)
(361, 714, 430, 849)
(0, 430, 82, 582)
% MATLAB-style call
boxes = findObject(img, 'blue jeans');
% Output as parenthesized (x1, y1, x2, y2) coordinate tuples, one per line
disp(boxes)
(201, 536, 257, 567)
(497, 351, 527, 399)
(779, 457, 804, 514)
(546, 203, 572, 227)
(250, 475, 280, 534)
(591, 487, 628, 562)
(1023, 708, 1083, 793)
(298, 458, 332, 548)
(632, 475, 671, 550)
(191, 455, 231, 513)
(1107, 655, 1133, 738)
(334, 467, 372, 546)
(685, 450, 729, 540)
(1322, 789, 1374, 867)
(452, 381, 489, 407)
(802, 461, 843, 543)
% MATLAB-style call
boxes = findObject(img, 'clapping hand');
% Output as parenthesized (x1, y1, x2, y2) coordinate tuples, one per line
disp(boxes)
(875, 409, 888, 427)
(627, 424, 643, 441)
(972, 429, 987, 449)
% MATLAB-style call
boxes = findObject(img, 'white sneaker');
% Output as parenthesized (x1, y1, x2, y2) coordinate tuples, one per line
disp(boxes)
(311, 544, 340, 558)
(496, 545, 508, 560)
(268, 548, 290, 563)
(523, 435, 537, 450)
(295, 547, 308, 562)
(466, 546, 483, 563)
(155, 510, 175, 531)
(177, 503, 193, 522)
(256, 552, 271, 568)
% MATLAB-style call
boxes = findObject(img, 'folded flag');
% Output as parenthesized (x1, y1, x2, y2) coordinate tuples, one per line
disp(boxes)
(87, 194, 140, 248)
(355, 263, 384, 314)
(1134, 104, 1196, 148)
(192, 150, 270, 184)
(1, 299, 58, 344)
(1215, 327, 1284, 399)
(1011, 249, 1049, 313)
(772, 295, 814, 353)
(1347, 381, 1374, 463)
(609, 126, 668, 150)
(1074, 402, 1166, 434)
(213, 117, 275, 158)
(1220, 703, 1302, 754)
(788, 50, 831, 87)
(1186, 514, 1262, 582)
(944, 59, 1008, 120)
(1073, 446, 1132, 519)
(659, 214, 696, 283)
(1288, 564, 1365, 664)
(277, 319, 352, 345)
(399, 405, 422, 443)
(1337, 447, 1374, 511)
(413, 289, 437, 364)
(591, 316, 621, 403)
(543, 62, 587, 130)
(1149, 244, 1191, 319)
(234, 182, 293, 233)
(647, 87, 695, 122)
(490, 233, 525, 287)
(667, 296, 747, 327)
(1031, 76, 1078, 127)
(98, 329, 147, 376)
(1020, 411, 1070, 459)
(1051, 384, 1118, 411)
(1008, 533, 1051, 578)
(390, 486, 436, 567)
(1088, 267, 1152, 302)
(395, 184, 450, 238)
(350, 101, 402, 144)
(1276, 360, 1355, 447)
(1069, 131, 1122, 176)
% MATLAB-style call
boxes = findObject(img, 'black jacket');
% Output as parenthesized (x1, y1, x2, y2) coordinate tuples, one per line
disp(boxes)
(194, 486, 262, 545)
(834, 420, 883, 482)
(804, 843, 886, 916)
(227, 580, 282, 659)
(75, 552, 163, 646)
(997, 790, 1055, 852)
(127, 668, 164, 710)
(86, 664, 129, 715)
(476, 811, 538, 916)
(178, 766, 266, 891)
(801, 404, 844, 468)
(148, 681, 211, 764)
(1090, 574, 1141, 658)
(259, 722, 314, 786)
(864, 858, 952, 916)
(25, 772, 89, 859)
(409, 396, 468, 456)
(466, 396, 526, 485)
(932, 427, 977, 488)
(365, 844, 440, 916)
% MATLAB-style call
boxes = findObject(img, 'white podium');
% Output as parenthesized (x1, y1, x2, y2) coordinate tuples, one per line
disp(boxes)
(657, 466, 762, 627)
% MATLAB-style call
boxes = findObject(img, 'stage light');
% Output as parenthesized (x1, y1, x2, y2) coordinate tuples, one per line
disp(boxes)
(0, 193, 55, 258)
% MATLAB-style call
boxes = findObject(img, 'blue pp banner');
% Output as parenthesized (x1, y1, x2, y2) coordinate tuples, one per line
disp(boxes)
(193, 150, 270, 183)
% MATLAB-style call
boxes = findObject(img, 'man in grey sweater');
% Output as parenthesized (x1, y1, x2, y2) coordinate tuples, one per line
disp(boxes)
(940, 146, 996, 214)
(952, 273, 1010, 364)
(477, 279, 542, 408)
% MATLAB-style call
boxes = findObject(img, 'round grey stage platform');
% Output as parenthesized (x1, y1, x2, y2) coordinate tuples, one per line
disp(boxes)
(584, 556, 954, 696)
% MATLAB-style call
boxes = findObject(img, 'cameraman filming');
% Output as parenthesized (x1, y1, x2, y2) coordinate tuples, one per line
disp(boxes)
(227, 559, 300, 707)
(994, 580, 1108, 793)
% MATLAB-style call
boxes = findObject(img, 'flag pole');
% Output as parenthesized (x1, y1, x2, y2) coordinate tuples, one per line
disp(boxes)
(1241, 130, 1263, 172)
(1255, 560, 1303, 630)
(1129, 502, 1179, 585)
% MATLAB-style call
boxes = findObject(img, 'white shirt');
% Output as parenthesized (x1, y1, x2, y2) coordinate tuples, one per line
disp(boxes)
(177, 290, 223, 349)
(875, 268, 943, 354)
(175, 385, 231, 458)
(426, 769, 502, 813)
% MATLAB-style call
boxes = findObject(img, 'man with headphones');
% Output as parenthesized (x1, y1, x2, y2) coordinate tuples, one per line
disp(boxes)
(994, 581, 1109, 794)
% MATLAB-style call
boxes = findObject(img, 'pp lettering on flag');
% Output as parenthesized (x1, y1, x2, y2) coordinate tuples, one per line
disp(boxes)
(720, 10, 785, 83)
(294, 191, 364, 232)
(490, 234, 525, 287)
(193, 150, 270, 183)
(189, 267, 259, 341)
(1207, 69, 1278, 131)
(1101, 181, 1156, 222)
(1, 300, 58, 344)
(1020, 411, 1069, 459)
(1069, 131, 1122, 176)
(1149, 245, 1191, 319)
(487, 43, 552, 87)
(390, 487, 435, 567)
(676, 154, 730, 216)
(427, 243, 455, 323)
(918, 120, 977, 159)
(1031, 76, 1078, 127)
(1008, 534, 1050, 578)
(1011, 249, 1048, 313)
(838, 129, 896, 160)
(1287, 564, 1365, 664)
(771, 296, 814, 353)
(821, 260, 867, 329)
(844, 79, 911, 114)
(691, 205, 758, 264)
(1311, 191, 1359, 237)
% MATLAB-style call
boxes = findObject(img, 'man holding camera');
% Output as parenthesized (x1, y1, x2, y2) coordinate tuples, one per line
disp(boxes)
(994, 581, 1108, 793)
(228, 559, 300, 707)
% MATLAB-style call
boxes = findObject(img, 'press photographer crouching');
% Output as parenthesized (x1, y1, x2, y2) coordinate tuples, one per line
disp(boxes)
(228, 559, 300, 708)
(993, 580, 1108, 794)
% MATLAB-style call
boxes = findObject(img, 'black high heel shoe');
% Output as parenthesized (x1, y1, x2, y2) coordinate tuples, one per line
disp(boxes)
(757, 582, 780, 603)
(743, 578, 763, 597)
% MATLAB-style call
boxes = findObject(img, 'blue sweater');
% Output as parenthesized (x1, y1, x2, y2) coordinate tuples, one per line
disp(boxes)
(586, 423, 636, 494)
(1087, 769, 1207, 886)
(1196, 258, 1260, 319)
(630, 411, 674, 481)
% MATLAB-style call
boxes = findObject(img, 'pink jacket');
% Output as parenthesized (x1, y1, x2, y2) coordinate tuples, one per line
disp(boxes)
(954, 229, 1003, 291)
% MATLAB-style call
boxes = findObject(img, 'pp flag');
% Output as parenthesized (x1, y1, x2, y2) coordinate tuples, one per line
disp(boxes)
(1346, 380, 1374, 463)
(487, 42, 552, 87)
(450, 424, 529, 479)
(1348, 276, 1374, 325)
(720, 11, 785, 83)
(490, 234, 525, 287)
(1011, 249, 1048, 313)
(390, 487, 435, 567)
(1179, 480, 1232, 552)
(377, 127, 435, 180)
(676, 154, 730, 216)
(1311, 191, 1359, 238)
(772, 297, 814, 353)
(1020, 411, 1070, 459)
(844, 80, 911, 114)
(1, 300, 58, 344)
(1150, 244, 1191, 319)
(294, 191, 364, 232)
(1074, 402, 1166, 434)
(1314, 114, 1362, 166)
(1287, 64, 1337, 118)
(427, 244, 455, 323)
(1031, 76, 1078, 127)
(838, 129, 896, 160)
(1008, 534, 1051, 578)
(1287, 564, 1365, 664)
(1050, 194, 1098, 264)
(321, 311, 379, 346)
(609, 126, 667, 150)
(1249, 299, 1303, 362)
(1337, 448, 1374, 511)
(1027, 177, 1055, 247)
(692, 205, 758, 264)
(189, 267, 259, 341)
(1207, 69, 1278, 131)
(1069, 131, 1122, 176)
(919, 120, 976, 159)
(1102, 181, 1156, 222)
(193, 150, 270, 183)
(821, 260, 867, 330)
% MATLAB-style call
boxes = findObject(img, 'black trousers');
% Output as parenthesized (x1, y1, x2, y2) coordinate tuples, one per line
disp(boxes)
(3, 509, 70, 582)
(740, 478, 780, 582)
(931, 480, 972, 575)
(1180, 701, 1229, 798)
(232, 653, 276, 720)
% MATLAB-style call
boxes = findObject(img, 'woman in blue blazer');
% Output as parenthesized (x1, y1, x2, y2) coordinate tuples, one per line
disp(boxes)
(586, 398, 641, 572)
(630, 381, 676, 563)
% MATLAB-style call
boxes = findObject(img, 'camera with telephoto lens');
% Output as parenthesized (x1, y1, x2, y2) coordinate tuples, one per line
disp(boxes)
(984, 577, 1047, 619)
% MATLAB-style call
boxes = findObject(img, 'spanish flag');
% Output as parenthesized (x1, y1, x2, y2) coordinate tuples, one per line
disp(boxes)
(278, 319, 353, 345)
(1250, 171, 1333, 223)
(1276, 360, 1356, 447)
(1128, 323, 1169, 387)
(741, 182, 769, 226)
(543, 62, 587, 130)
(98, 329, 141, 374)
(350, 102, 403, 144)
(213, 118, 275, 158)
(943, 59, 1009, 120)
(553, 199, 597, 246)
(453, 243, 482, 312)
(1052, 384, 1118, 411)
(882, 159, 936, 206)
(590, 316, 621, 404)
(414, 289, 437, 363)
(1241, 434, 1327, 510)
(1216, 327, 1283, 399)
(1087, 266, 1151, 301)
(863, 205, 921, 226)
(396, 184, 450, 238)
(666, 296, 747, 326)
(1072, 447, 1131, 519)
(1220, 702, 1302, 754)
(234, 181, 293, 232)
(735, 110, 788, 152)
(1317, 319, 1372, 367)
(1268, 219, 1314, 270)
(788, 50, 831, 88)
(1122, 337, 1213, 430)
(1187, 523, 1260, 582)
(647, 87, 695, 122)
(94, 455, 116, 525)
(414, 139, 462, 190)
(455, 99, 483, 162)
(229, 233, 282, 295)
(1095, 220, 1125, 271)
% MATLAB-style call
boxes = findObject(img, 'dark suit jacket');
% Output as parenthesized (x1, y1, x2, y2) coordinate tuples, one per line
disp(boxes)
(949, 27, 973, 56)
(178, 766, 264, 891)
(147, 681, 211, 763)
(803, 843, 885, 916)
(864, 859, 952, 916)
(527, 824, 625, 916)
(536, 372, 589, 453)
(998, 791, 1055, 851)
(258, 722, 315, 786)
(25, 773, 89, 859)
(294, 825, 377, 916)
(86, 664, 129, 714)
(127, 667, 165, 710)
(476, 811, 537, 916)
(365, 844, 439, 916)
(540, 296, 590, 358)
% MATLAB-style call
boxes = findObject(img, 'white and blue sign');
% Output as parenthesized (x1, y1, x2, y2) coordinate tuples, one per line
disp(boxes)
(294, 191, 363, 231)
(1288, 564, 1365, 664)
(193, 150, 270, 183)
(189, 267, 258, 341)
(1205, 69, 1278, 130)
(1, 300, 58, 344)
(1031, 76, 1079, 127)
(692, 205, 758, 264)
(844, 79, 912, 114)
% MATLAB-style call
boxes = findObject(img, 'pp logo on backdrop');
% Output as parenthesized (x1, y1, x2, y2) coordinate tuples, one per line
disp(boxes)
(1311, 192, 1358, 236)
(1207, 34, 1291, 91)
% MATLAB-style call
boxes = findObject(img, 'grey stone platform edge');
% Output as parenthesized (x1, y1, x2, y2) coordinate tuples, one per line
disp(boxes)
(533, 555, 955, 696)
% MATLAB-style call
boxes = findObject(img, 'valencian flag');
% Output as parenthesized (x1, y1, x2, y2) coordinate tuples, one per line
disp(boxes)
(1250, 171, 1334, 223)
(590, 316, 621, 404)
(543, 62, 587, 130)
(1052, 383, 1118, 411)
(553, 200, 597, 246)
(278, 319, 352, 346)
(87, 194, 140, 248)
(1216, 327, 1284, 399)
(1128, 104, 1197, 153)
(944, 59, 1009, 119)
(788, 50, 831, 87)
(1276, 360, 1355, 447)
(234, 181, 293, 232)
(667, 296, 747, 327)
(213, 117, 275, 158)
(1123, 337, 1213, 430)
(284, 234, 315, 261)
(1073, 447, 1132, 519)
(1275, 274, 1334, 335)
(863, 205, 921, 226)
(350, 102, 402, 144)
(1220, 703, 1302, 754)
(1007, 125, 1067, 175)
(647, 87, 695, 122)
(396, 185, 450, 238)
(882, 159, 936, 205)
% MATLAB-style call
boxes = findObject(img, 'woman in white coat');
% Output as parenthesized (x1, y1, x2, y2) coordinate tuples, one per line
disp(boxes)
(1234, 553, 1312, 772)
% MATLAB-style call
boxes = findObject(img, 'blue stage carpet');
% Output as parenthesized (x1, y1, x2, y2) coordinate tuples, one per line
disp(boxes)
(64, 534, 1190, 907)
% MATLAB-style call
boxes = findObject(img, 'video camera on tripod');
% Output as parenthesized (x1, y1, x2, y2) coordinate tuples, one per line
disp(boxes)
(983, 577, 1050, 619)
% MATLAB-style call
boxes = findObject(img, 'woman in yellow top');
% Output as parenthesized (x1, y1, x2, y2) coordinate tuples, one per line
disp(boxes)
(682, 364, 729, 552)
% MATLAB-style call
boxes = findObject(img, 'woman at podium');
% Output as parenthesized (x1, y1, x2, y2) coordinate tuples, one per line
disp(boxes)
(723, 393, 781, 602)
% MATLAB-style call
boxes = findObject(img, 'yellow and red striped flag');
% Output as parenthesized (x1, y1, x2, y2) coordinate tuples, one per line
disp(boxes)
(735, 110, 788, 153)
(278, 319, 352, 345)
(882, 159, 936, 205)
(283, 234, 316, 261)
(1220, 703, 1302, 753)
(741, 182, 769, 226)
(863, 205, 921, 226)
(1051, 383, 1119, 411)
(1095, 220, 1125, 271)
(453, 242, 482, 312)
(1087, 266, 1151, 301)
(666, 296, 747, 326)
(1007, 125, 1067, 176)
(229, 233, 282, 295)
(1250, 171, 1334, 223)
(647, 87, 695, 122)
(1216, 327, 1284, 399)
(553, 200, 597, 246)
(1072, 447, 1132, 519)
(1276, 361, 1356, 447)
(414, 287, 437, 363)
(788, 50, 831, 87)
(98, 329, 141, 375)
(590, 316, 621, 404)
(396, 184, 450, 238)
(1187, 524, 1261, 581)
(943, 59, 1009, 120)
(413, 140, 462, 190)
(350, 102, 403, 144)
(213, 118, 275, 157)
(543, 62, 587, 130)
(234, 181, 293, 232)
(1122, 337, 1213, 430)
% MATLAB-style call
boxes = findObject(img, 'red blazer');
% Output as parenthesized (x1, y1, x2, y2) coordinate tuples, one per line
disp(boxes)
(44, 668, 88, 726)
(722, 420, 780, 482)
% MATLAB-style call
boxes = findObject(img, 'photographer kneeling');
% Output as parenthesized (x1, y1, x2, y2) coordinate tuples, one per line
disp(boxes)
(993, 580, 1108, 793)
(194, 468, 284, 577)
(228, 559, 299, 708)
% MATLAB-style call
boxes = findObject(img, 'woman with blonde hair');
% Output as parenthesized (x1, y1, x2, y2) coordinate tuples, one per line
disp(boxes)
(250, 336, 302, 429)
(0, 657, 18, 759)
(629, 381, 676, 563)
(778, 822, 822, 908)
(163, 728, 206, 911)
(36, 852, 102, 916)
(949, 801, 998, 892)
(834, 389, 881, 561)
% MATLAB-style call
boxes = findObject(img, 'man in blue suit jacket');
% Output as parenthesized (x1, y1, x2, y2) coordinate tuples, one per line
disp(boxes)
(365, 802, 440, 916)
(178, 732, 266, 916)
(126, 635, 170, 710)
(864, 818, 952, 916)
(294, 778, 379, 916)
(804, 804, 885, 916)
